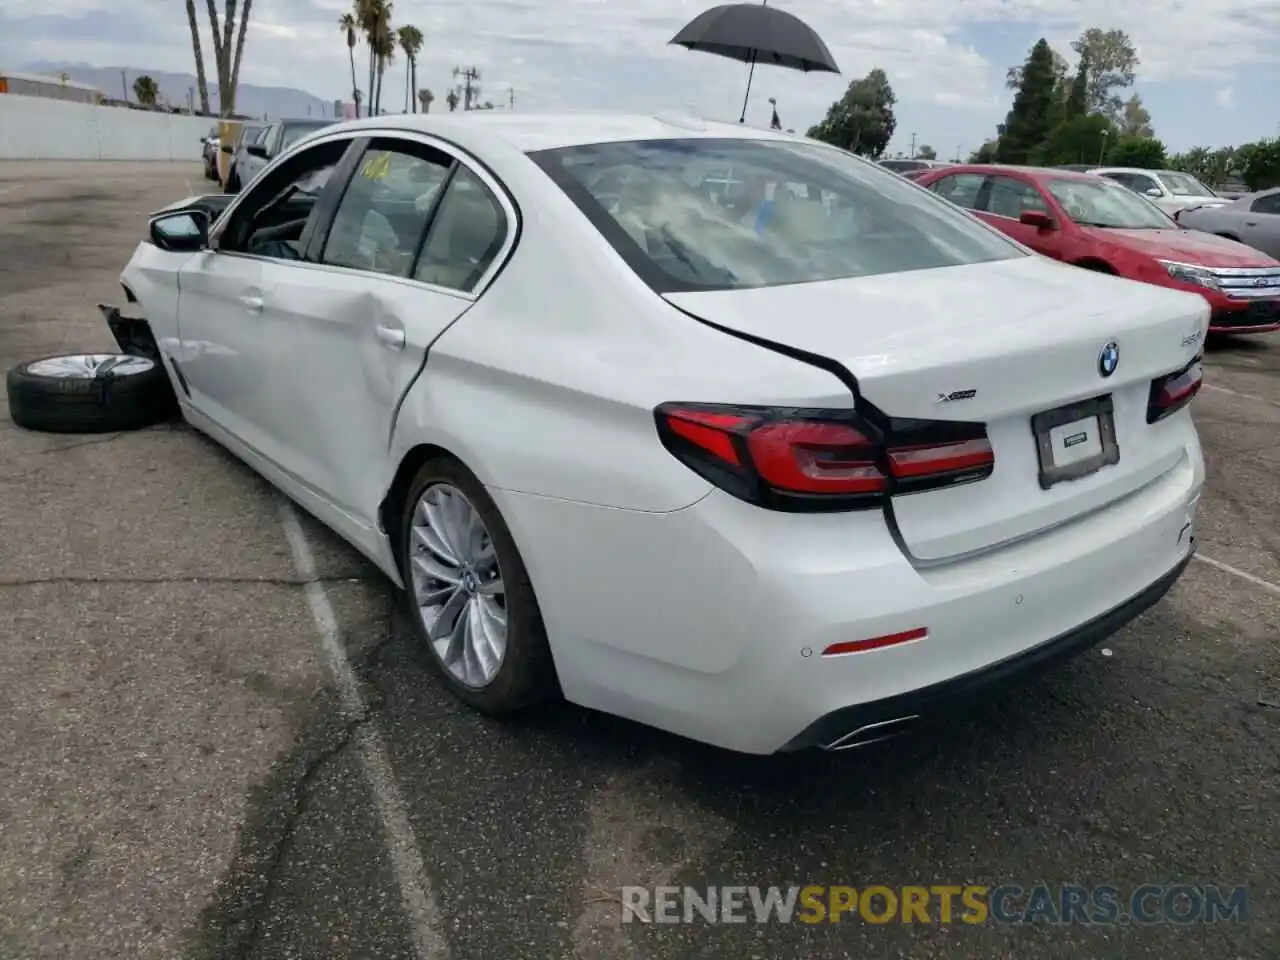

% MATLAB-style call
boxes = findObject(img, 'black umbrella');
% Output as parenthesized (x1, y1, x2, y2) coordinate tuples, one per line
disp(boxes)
(669, 1, 840, 123)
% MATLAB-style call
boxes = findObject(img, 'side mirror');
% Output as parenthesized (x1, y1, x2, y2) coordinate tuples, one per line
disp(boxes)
(1019, 210, 1056, 230)
(150, 210, 210, 252)
(1145, 187, 1163, 198)
(246, 143, 269, 159)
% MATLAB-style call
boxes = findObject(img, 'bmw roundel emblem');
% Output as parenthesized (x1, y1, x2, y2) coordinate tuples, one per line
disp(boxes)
(1098, 341, 1119, 378)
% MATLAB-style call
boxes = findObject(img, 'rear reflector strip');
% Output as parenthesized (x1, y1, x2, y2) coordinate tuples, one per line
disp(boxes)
(821, 627, 928, 657)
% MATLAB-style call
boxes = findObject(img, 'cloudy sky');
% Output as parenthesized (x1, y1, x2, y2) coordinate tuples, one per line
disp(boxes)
(2, 0, 1278, 156)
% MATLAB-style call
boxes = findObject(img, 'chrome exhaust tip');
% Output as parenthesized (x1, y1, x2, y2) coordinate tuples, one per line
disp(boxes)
(822, 715, 920, 751)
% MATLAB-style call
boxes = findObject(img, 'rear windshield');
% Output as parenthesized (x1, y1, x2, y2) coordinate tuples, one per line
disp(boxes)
(281, 122, 333, 150)
(530, 138, 1024, 293)
(1157, 172, 1215, 197)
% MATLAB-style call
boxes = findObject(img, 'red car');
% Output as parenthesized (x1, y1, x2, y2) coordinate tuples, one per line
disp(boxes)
(915, 164, 1280, 335)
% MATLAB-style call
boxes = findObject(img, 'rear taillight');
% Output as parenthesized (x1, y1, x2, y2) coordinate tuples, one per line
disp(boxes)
(1147, 357, 1202, 423)
(655, 403, 994, 512)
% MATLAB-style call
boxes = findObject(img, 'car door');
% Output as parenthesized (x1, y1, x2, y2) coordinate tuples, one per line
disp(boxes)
(263, 134, 516, 525)
(977, 175, 1065, 258)
(174, 134, 361, 477)
(1241, 191, 1280, 258)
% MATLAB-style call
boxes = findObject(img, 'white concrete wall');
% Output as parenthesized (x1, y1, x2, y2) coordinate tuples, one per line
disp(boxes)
(0, 94, 212, 161)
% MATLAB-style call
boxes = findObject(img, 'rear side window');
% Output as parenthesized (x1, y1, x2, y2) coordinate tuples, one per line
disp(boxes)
(928, 173, 986, 210)
(1250, 193, 1280, 215)
(530, 138, 1022, 293)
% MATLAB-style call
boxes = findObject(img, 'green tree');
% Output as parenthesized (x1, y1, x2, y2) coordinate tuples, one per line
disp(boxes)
(806, 68, 897, 159)
(418, 87, 434, 113)
(996, 40, 1058, 164)
(1239, 138, 1280, 190)
(1105, 136, 1167, 169)
(1070, 27, 1138, 119)
(1033, 114, 1113, 166)
(1006, 48, 1070, 92)
(969, 140, 999, 163)
(916, 144, 937, 160)
(1119, 95, 1153, 137)
(1064, 53, 1088, 120)
(132, 75, 159, 106)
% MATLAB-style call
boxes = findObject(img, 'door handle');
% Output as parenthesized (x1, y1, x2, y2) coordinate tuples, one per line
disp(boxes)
(238, 295, 264, 313)
(1244, 220, 1258, 226)
(374, 323, 406, 350)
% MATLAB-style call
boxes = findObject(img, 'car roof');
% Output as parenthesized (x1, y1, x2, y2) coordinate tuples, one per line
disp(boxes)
(923, 163, 1106, 183)
(316, 110, 805, 154)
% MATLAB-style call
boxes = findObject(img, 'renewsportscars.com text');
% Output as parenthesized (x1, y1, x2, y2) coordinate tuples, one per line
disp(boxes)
(620, 884, 1249, 925)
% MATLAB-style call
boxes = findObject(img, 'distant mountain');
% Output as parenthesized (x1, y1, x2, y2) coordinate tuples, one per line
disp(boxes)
(20, 61, 335, 120)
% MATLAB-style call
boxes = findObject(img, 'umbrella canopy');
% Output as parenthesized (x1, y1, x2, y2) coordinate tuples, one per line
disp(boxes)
(669, 3, 840, 74)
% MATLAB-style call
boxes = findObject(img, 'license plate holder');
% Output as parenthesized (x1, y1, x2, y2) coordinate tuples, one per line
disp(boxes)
(1031, 394, 1120, 490)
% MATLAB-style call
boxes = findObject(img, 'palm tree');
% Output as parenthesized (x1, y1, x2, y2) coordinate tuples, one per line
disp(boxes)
(339, 13, 360, 116)
(372, 4, 395, 114)
(132, 75, 159, 106)
(354, 0, 381, 115)
(185, 0, 211, 113)
(397, 25, 423, 113)
(417, 88, 434, 113)
(445, 89, 459, 112)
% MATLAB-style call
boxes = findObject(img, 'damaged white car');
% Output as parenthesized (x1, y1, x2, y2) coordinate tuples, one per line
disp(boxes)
(5, 113, 1209, 753)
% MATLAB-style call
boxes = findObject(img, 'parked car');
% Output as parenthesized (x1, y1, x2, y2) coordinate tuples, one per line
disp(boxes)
(84, 114, 1206, 755)
(221, 121, 268, 193)
(201, 125, 221, 181)
(223, 118, 335, 193)
(1086, 167, 1232, 218)
(1174, 187, 1280, 259)
(916, 164, 1280, 335)
(878, 158, 954, 176)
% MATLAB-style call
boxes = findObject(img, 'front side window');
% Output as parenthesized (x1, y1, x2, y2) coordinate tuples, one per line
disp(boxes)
(1046, 179, 1177, 230)
(984, 176, 1049, 218)
(531, 139, 1022, 292)
(217, 138, 351, 259)
(1103, 172, 1160, 195)
(321, 142, 452, 276)
(1157, 172, 1215, 197)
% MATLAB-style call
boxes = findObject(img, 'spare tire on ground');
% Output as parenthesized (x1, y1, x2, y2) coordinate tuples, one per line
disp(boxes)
(6, 353, 178, 434)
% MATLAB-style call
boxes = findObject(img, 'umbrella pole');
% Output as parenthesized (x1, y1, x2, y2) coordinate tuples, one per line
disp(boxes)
(739, 50, 757, 123)
(738, 0, 766, 123)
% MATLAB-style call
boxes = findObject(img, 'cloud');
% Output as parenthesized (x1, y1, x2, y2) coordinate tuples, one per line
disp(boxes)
(1, 0, 1278, 134)
(1215, 85, 1234, 108)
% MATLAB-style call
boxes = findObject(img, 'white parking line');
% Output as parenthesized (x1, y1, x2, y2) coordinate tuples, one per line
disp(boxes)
(1195, 553, 1280, 597)
(280, 502, 450, 960)
(1203, 382, 1278, 407)
(184, 179, 194, 195)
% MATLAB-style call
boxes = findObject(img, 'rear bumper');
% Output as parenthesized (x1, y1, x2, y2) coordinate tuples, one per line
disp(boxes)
(503, 431, 1204, 754)
(779, 549, 1193, 751)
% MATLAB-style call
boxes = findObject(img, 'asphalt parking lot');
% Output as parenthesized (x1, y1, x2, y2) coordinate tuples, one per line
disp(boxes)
(0, 160, 1276, 960)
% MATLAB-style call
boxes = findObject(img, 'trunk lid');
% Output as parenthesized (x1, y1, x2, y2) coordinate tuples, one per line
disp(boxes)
(663, 255, 1208, 562)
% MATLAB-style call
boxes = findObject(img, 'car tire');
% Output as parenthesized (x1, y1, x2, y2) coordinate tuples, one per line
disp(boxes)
(223, 169, 240, 194)
(399, 456, 558, 715)
(6, 353, 177, 434)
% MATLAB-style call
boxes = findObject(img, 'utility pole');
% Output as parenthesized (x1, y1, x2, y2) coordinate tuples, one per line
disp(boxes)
(508, 87, 515, 110)
(909, 131, 917, 158)
(120, 69, 128, 102)
(452, 65, 480, 111)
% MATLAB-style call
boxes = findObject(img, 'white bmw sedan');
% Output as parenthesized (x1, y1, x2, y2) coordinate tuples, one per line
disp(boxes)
(117, 112, 1208, 754)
